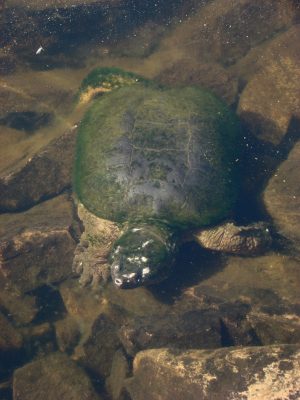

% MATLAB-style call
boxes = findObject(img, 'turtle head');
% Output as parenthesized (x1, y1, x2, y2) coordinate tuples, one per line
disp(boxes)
(110, 224, 176, 289)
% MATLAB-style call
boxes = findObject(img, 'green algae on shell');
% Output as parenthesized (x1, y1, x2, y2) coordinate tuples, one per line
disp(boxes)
(74, 84, 240, 229)
(77, 67, 152, 106)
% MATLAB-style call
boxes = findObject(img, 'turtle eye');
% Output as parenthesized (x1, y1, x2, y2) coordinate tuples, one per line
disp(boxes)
(114, 278, 123, 287)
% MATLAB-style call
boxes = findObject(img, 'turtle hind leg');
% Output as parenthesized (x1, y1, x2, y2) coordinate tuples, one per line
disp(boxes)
(194, 221, 272, 256)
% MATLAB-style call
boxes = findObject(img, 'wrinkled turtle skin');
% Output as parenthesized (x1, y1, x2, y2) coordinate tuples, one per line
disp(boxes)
(73, 79, 245, 288)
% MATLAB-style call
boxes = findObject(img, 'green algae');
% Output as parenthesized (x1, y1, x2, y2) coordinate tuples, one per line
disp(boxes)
(74, 81, 240, 229)
(76, 67, 153, 105)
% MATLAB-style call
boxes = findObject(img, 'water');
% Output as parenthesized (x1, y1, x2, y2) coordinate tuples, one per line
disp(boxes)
(0, 1, 300, 399)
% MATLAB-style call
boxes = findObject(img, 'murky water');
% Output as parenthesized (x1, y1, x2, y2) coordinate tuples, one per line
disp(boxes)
(0, 1, 300, 399)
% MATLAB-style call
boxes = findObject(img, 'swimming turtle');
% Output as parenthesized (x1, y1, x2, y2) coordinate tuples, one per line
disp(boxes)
(73, 70, 271, 289)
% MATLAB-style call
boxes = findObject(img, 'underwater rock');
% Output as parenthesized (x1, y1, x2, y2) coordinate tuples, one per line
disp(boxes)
(79, 313, 123, 380)
(247, 310, 300, 346)
(144, 0, 298, 109)
(0, 111, 53, 133)
(59, 280, 126, 377)
(230, 25, 300, 88)
(0, 79, 50, 119)
(0, 283, 38, 325)
(59, 279, 124, 367)
(125, 345, 300, 400)
(150, 0, 297, 71)
(3, 0, 196, 68)
(2, 0, 124, 65)
(0, 311, 23, 352)
(174, 252, 300, 347)
(111, 21, 167, 59)
(59, 279, 109, 336)
(12, 352, 102, 400)
(181, 252, 300, 308)
(157, 61, 238, 105)
(106, 349, 130, 400)
(54, 316, 81, 354)
(0, 127, 76, 212)
(194, 221, 272, 256)
(102, 284, 170, 318)
(0, 48, 16, 75)
(238, 25, 300, 145)
(0, 194, 80, 293)
(118, 310, 222, 356)
(263, 141, 300, 251)
(20, 322, 55, 357)
(118, 298, 266, 354)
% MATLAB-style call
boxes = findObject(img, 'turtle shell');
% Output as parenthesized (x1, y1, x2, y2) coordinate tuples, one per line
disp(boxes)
(74, 85, 239, 229)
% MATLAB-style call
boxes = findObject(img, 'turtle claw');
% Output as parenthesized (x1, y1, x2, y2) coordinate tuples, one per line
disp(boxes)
(72, 242, 110, 288)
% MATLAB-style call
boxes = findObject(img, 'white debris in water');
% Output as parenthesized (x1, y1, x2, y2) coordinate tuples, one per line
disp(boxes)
(141, 256, 148, 262)
(142, 267, 150, 277)
(36, 46, 44, 55)
(114, 246, 121, 254)
(132, 228, 142, 232)
(142, 240, 153, 248)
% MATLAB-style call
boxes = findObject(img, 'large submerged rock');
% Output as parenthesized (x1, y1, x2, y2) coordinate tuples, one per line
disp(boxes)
(263, 140, 300, 251)
(0, 283, 38, 325)
(12, 352, 102, 400)
(237, 25, 300, 145)
(0, 312, 23, 353)
(0, 127, 76, 212)
(0, 194, 80, 293)
(152, 0, 298, 107)
(126, 345, 300, 400)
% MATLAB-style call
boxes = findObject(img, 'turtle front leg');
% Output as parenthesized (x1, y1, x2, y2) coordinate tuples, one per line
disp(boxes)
(194, 222, 273, 256)
(72, 202, 121, 288)
(73, 241, 111, 287)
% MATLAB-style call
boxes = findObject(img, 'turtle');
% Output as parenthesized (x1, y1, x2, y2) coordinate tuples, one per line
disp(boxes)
(73, 69, 272, 289)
